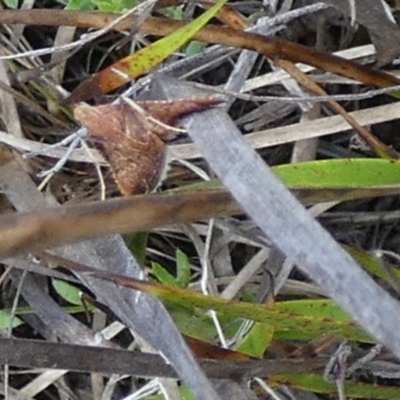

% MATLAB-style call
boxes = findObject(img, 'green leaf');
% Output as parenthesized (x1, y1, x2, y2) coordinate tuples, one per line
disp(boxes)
(169, 303, 218, 342)
(346, 246, 400, 292)
(159, 5, 185, 20)
(3, 0, 19, 8)
(235, 322, 274, 358)
(96, 0, 124, 12)
(129, 231, 148, 267)
(52, 279, 83, 306)
(276, 299, 351, 319)
(65, 0, 94, 10)
(185, 40, 208, 56)
(120, 0, 227, 77)
(274, 299, 355, 340)
(176, 248, 191, 288)
(152, 261, 178, 287)
(274, 158, 400, 188)
(129, 278, 370, 342)
(0, 310, 23, 329)
(271, 373, 400, 399)
(148, 385, 195, 400)
(121, 0, 140, 9)
(151, 249, 190, 289)
(176, 158, 400, 194)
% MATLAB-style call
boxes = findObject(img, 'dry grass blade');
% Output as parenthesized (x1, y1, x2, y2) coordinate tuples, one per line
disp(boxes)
(151, 74, 400, 361)
(0, 337, 327, 378)
(173, 101, 400, 159)
(275, 59, 399, 159)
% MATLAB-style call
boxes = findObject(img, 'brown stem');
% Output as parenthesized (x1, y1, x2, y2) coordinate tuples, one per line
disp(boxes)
(0, 9, 398, 90)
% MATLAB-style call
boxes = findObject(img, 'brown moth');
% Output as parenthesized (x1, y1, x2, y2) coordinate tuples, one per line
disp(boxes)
(74, 97, 221, 196)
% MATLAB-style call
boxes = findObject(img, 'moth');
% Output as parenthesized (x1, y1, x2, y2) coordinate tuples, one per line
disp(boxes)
(74, 97, 221, 196)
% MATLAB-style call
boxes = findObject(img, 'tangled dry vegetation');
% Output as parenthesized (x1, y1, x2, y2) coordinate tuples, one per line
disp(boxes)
(2, 0, 400, 399)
